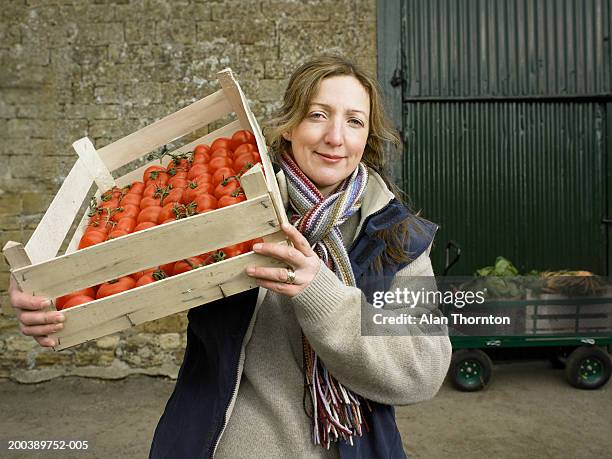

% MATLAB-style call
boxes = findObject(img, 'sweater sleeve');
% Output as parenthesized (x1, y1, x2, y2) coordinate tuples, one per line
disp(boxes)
(290, 248, 452, 406)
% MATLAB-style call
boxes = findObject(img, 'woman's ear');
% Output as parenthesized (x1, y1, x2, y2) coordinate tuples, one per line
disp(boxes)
(282, 131, 292, 142)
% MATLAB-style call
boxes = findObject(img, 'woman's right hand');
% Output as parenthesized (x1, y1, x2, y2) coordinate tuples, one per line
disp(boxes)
(8, 275, 64, 347)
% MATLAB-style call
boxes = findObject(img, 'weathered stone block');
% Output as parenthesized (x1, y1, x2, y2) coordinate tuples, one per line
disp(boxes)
(21, 191, 52, 215)
(262, 0, 329, 21)
(196, 19, 275, 45)
(0, 195, 22, 216)
(211, 1, 262, 20)
(158, 333, 181, 350)
(96, 335, 120, 349)
(156, 20, 196, 44)
(76, 22, 124, 46)
(5, 335, 36, 352)
(34, 350, 74, 366)
(256, 79, 287, 102)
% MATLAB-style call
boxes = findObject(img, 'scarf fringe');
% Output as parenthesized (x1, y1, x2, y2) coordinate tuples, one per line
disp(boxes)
(282, 152, 371, 449)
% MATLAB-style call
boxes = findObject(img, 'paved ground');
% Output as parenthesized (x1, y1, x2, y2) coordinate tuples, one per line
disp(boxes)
(1, 360, 611, 458)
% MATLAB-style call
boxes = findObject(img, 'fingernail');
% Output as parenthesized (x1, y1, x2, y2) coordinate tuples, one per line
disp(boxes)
(246, 267, 255, 275)
(41, 299, 51, 308)
(281, 223, 291, 230)
(253, 243, 262, 251)
(55, 323, 63, 330)
(57, 314, 65, 322)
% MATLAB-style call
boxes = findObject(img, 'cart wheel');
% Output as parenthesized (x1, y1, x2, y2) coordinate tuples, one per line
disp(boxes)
(449, 349, 492, 392)
(565, 346, 612, 390)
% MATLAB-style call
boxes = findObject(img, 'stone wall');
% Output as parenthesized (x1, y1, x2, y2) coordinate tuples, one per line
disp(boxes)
(0, 0, 377, 382)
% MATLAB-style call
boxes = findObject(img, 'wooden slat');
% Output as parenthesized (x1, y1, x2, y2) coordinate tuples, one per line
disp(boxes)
(216, 68, 288, 227)
(3, 241, 32, 269)
(50, 248, 287, 350)
(25, 157, 94, 264)
(73, 137, 115, 192)
(114, 119, 242, 188)
(98, 89, 233, 172)
(13, 193, 279, 298)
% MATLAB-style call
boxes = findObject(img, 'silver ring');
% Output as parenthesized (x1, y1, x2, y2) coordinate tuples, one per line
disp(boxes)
(285, 267, 296, 285)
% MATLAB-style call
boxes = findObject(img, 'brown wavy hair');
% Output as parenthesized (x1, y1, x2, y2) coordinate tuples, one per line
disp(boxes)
(266, 55, 420, 270)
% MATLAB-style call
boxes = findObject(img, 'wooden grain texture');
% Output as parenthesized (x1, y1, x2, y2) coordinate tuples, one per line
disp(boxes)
(24, 157, 94, 264)
(14, 192, 279, 298)
(50, 248, 287, 350)
(73, 137, 116, 191)
(216, 68, 288, 227)
(98, 89, 232, 172)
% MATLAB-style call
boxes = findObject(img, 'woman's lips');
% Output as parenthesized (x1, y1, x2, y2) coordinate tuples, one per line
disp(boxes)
(315, 152, 344, 163)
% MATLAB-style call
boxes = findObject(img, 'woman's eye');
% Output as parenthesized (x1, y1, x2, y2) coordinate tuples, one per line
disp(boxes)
(309, 112, 325, 119)
(349, 118, 365, 127)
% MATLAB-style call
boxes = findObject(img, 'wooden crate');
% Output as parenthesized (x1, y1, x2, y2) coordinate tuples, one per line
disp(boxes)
(3, 69, 288, 351)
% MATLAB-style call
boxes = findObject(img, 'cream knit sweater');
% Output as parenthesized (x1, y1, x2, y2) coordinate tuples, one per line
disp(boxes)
(214, 171, 452, 458)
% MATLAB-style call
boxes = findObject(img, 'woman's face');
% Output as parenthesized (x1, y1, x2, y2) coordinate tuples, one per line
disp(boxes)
(284, 75, 370, 196)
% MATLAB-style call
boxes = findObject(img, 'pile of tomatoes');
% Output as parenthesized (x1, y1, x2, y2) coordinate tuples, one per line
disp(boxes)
(58, 130, 264, 311)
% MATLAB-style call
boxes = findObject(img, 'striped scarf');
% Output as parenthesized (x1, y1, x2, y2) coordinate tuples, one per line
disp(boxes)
(280, 152, 370, 449)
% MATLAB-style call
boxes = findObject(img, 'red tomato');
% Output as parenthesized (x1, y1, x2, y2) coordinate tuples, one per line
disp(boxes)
(140, 196, 162, 209)
(107, 228, 129, 239)
(116, 216, 137, 233)
(173, 257, 203, 276)
(145, 171, 169, 188)
(86, 217, 112, 236)
(128, 181, 145, 195)
(137, 206, 162, 224)
(136, 269, 167, 287)
(133, 221, 156, 232)
(121, 193, 142, 207)
(99, 198, 119, 212)
(233, 153, 257, 173)
(188, 164, 212, 180)
(159, 202, 183, 222)
(130, 267, 156, 281)
(56, 287, 97, 309)
(244, 237, 264, 252)
(231, 130, 256, 150)
(101, 186, 123, 201)
(183, 182, 214, 204)
(193, 144, 210, 156)
(160, 262, 175, 277)
(233, 143, 257, 158)
(112, 203, 139, 222)
(191, 173, 212, 185)
(219, 243, 247, 259)
(210, 137, 233, 152)
(143, 166, 166, 183)
(62, 295, 95, 310)
(168, 177, 189, 190)
(209, 156, 233, 172)
(212, 167, 236, 186)
(162, 187, 184, 206)
(210, 148, 232, 160)
(195, 194, 218, 213)
(218, 193, 246, 208)
(192, 152, 210, 165)
(79, 231, 106, 249)
(167, 158, 190, 173)
(214, 177, 242, 200)
(96, 277, 136, 299)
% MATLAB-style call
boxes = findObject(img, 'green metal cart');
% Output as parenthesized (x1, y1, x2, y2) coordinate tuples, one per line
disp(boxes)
(443, 297, 612, 391)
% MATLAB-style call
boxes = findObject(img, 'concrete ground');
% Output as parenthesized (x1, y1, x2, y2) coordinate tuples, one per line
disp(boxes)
(1, 360, 611, 459)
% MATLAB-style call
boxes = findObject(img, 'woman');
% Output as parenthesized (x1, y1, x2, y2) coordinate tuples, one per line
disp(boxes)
(9, 56, 451, 458)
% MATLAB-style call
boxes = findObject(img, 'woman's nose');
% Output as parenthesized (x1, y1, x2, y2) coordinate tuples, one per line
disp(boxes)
(324, 120, 343, 146)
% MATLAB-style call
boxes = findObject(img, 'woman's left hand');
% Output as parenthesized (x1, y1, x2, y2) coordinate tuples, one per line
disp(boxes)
(246, 223, 320, 297)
